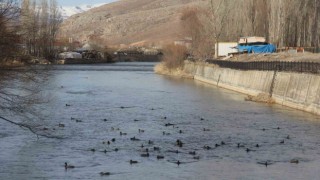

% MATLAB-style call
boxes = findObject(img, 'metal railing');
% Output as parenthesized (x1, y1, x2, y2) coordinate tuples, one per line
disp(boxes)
(206, 60, 320, 74)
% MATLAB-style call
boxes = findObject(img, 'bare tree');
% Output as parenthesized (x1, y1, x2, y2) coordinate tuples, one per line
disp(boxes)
(20, 0, 62, 59)
(0, 0, 21, 63)
(1, 0, 63, 139)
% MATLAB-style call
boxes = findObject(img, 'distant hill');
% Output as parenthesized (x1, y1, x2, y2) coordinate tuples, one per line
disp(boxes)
(59, 0, 206, 47)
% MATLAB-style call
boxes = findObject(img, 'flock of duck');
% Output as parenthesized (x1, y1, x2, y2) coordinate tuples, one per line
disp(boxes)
(60, 104, 299, 176)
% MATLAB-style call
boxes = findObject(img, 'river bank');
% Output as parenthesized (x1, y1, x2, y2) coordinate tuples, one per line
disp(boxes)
(155, 61, 320, 116)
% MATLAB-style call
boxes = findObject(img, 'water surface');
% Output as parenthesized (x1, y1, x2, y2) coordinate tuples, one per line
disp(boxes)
(0, 62, 320, 180)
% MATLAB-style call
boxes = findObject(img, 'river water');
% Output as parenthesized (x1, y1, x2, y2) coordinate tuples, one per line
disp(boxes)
(0, 62, 320, 180)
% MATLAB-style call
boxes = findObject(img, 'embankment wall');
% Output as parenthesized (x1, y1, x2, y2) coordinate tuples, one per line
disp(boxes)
(183, 62, 320, 115)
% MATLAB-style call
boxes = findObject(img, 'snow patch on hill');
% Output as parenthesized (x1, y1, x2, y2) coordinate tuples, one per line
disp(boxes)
(59, 3, 106, 19)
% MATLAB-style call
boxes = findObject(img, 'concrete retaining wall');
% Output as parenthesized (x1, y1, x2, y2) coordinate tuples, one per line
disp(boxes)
(184, 62, 320, 115)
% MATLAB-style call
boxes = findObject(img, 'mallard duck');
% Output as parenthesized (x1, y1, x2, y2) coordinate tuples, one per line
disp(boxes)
(290, 159, 299, 164)
(59, 123, 65, 128)
(189, 151, 196, 155)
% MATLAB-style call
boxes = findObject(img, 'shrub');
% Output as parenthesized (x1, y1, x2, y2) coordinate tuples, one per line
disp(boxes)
(162, 44, 187, 69)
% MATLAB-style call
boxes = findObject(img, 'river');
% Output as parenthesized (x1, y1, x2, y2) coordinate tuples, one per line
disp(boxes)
(0, 62, 319, 180)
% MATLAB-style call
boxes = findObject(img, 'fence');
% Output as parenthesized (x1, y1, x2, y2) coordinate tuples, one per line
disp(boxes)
(206, 60, 320, 74)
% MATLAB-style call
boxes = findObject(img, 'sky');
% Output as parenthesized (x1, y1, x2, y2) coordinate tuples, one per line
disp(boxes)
(57, 0, 117, 6)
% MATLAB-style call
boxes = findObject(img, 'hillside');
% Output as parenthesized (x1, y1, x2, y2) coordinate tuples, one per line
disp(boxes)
(59, 0, 206, 47)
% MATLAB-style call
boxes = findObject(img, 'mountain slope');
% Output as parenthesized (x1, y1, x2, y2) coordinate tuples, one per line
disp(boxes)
(59, 0, 206, 47)
(59, 3, 107, 19)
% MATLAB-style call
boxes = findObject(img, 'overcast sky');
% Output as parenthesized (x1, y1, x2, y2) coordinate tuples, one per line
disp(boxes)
(57, 0, 117, 6)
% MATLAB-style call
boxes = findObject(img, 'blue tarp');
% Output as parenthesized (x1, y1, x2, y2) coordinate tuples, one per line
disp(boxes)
(238, 44, 276, 53)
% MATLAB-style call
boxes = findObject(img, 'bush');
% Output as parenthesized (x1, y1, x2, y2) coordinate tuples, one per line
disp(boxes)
(162, 44, 187, 69)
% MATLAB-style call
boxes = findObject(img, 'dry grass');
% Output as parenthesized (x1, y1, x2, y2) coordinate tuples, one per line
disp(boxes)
(245, 93, 275, 104)
(162, 44, 187, 69)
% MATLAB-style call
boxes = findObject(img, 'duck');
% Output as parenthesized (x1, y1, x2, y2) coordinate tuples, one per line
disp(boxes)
(90, 148, 96, 152)
(179, 130, 183, 134)
(65, 104, 71, 107)
(280, 140, 285, 144)
(176, 161, 181, 166)
(200, 118, 204, 121)
(189, 151, 196, 155)
(141, 153, 150, 157)
(246, 148, 252, 152)
(163, 117, 167, 119)
(165, 123, 175, 127)
(140, 144, 144, 148)
(203, 128, 210, 131)
(59, 123, 65, 128)
(100, 172, 111, 176)
(130, 160, 138, 164)
(114, 148, 119, 152)
(120, 132, 127, 136)
(157, 155, 164, 159)
(176, 140, 183, 147)
(203, 145, 212, 150)
(290, 159, 299, 164)
(237, 143, 245, 148)
(76, 119, 82, 123)
(103, 119, 108, 122)
(215, 144, 220, 148)
(286, 135, 290, 139)
(142, 148, 149, 153)
(256, 144, 260, 148)
(111, 138, 116, 142)
(65, 162, 75, 169)
(193, 156, 200, 160)
(221, 141, 226, 145)
(162, 131, 170, 135)
(102, 141, 110, 145)
(130, 136, 140, 141)
(43, 127, 49, 131)
(138, 129, 145, 133)
(148, 140, 154, 145)
(154, 147, 160, 151)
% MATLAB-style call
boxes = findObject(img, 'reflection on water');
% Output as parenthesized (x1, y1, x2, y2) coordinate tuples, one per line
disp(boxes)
(0, 62, 320, 180)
